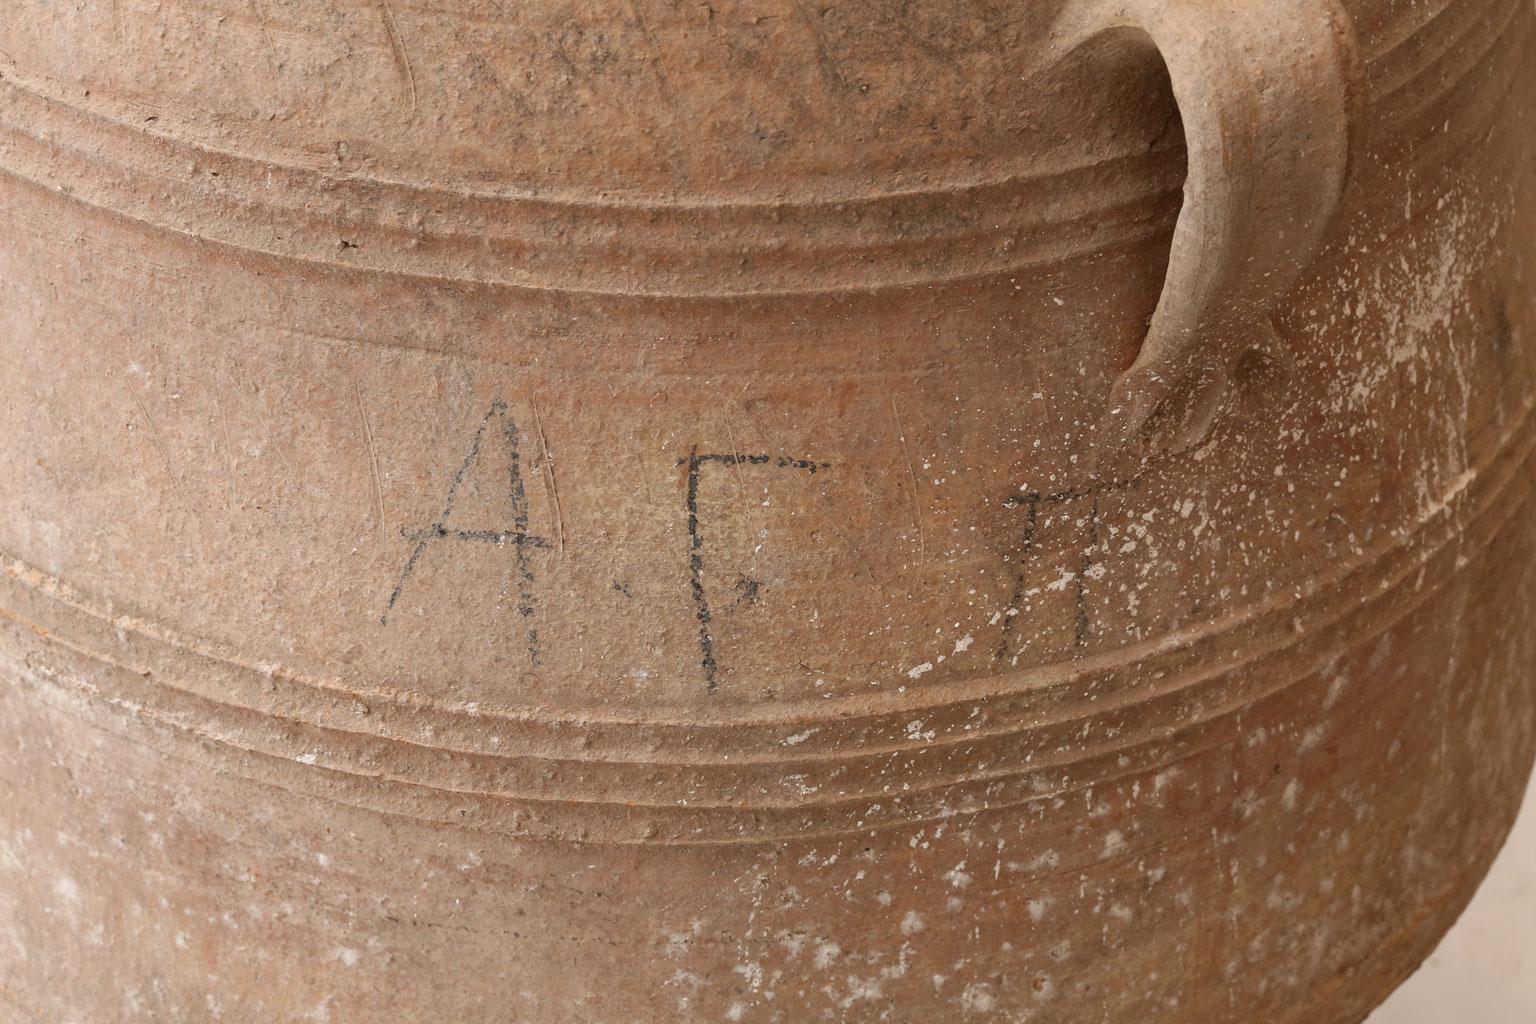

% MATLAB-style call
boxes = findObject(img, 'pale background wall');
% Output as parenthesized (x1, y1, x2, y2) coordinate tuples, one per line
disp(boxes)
(1370, 783, 1536, 1022)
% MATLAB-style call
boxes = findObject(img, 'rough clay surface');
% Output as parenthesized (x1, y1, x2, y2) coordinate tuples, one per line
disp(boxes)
(0, 0, 1534, 1021)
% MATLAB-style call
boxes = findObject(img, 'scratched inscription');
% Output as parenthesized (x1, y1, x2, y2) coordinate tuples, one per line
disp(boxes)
(382, 399, 548, 665)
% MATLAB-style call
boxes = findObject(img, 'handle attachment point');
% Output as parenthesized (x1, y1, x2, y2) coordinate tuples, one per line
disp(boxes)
(1055, 0, 1363, 455)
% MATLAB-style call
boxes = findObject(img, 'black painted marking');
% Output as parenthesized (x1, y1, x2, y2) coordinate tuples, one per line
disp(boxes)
(382, 399, 549, 666)
(734, 575, 764, 606)
(503, 408, 540, 664)
(994, 492, 1040, 663)
(403, 526, 551, 547)
(684, 450, 831, 695)
(994, 475, 1138, 663)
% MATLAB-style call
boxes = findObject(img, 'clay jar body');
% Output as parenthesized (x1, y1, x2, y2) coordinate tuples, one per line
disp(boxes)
(1, 0, 1534, 1021)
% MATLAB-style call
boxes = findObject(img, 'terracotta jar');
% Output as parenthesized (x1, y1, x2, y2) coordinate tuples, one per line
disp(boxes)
(1, 0, 1533, 1020)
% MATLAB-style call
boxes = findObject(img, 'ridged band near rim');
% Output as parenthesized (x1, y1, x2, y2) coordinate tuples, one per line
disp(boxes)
(0, 0, 1523, 299)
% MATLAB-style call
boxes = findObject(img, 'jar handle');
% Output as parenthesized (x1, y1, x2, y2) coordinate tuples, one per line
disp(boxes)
(1056, 0, 1363, 451)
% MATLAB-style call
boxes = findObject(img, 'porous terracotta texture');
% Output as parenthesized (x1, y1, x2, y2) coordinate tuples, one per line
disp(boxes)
(1, 0, 1534, 1021)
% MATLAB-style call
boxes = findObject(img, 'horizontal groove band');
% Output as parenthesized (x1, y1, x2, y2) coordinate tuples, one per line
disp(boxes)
(0, 0, 1525, 298)
(2, 399, 1532, 843)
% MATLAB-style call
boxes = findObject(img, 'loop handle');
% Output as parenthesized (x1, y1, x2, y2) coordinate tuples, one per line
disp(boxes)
(1056, 0, 1363, 451)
